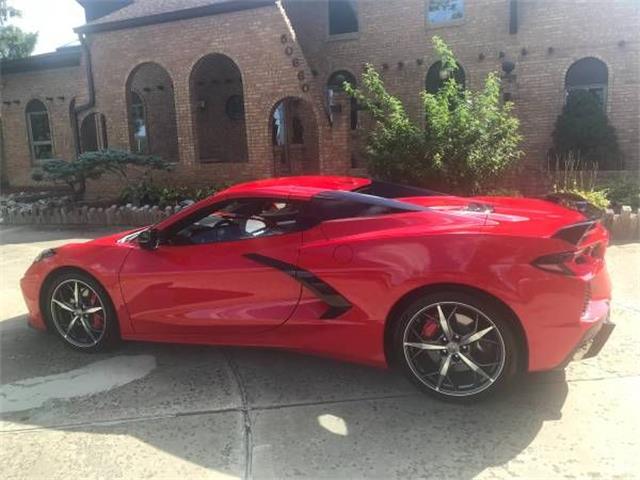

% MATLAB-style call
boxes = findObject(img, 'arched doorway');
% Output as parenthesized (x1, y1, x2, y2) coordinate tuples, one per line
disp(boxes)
(190, 54, 248, 163)
(565, 57, 608, 107)
(125, 63, 179, 161)
(270, 97, 319, 176)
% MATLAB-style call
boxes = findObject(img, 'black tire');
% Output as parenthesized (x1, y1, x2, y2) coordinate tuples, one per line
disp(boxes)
(393, 290, 519, 402)
(43, 270, 120, 352)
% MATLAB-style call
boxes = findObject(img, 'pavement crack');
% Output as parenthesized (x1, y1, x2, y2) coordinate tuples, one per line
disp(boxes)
(614, 302, 640, 313)
(224, 350, 253, 480)
(253, 392, 420, 412)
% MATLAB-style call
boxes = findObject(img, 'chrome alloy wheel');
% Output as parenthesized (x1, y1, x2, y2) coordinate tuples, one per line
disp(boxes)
(50, 279, 107, 348)
(402, 301, 506, 397)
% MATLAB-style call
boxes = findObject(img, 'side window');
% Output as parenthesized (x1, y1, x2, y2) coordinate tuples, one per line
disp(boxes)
(565, 57, 608, 109)
(167, 198, 303, 246)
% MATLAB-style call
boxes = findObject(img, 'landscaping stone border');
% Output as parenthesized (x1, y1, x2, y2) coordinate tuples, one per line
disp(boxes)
(1, 203, 638, 242)
(602, 207, 640, 242)
(0, 204, 184, 228)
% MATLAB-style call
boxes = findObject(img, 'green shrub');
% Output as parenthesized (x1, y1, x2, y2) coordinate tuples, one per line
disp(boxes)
(552, 90, 621, 169)
(120, 184, 221, 208)
(31, 149, 172, 201)
(549, 153, 609, 210)
(485, 188, 523, 197)
(569, 189, 609, 210)
(605, 179, 640, 210)
(346, 36, 522, 195)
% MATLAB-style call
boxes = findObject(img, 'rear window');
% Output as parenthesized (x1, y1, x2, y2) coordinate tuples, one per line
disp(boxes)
(299, 190, 427, 227)
(354, 180, 443, 199)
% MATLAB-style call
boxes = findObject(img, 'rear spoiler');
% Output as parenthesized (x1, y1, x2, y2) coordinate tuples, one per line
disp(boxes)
(543, 192, 604, 220)
(552, 220, 598, 245)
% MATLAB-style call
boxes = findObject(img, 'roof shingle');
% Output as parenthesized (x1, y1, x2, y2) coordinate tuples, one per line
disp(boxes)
(76, 0, 274, 33)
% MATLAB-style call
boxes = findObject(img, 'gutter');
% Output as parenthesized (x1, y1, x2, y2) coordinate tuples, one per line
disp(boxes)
(71, 34, 96, 156)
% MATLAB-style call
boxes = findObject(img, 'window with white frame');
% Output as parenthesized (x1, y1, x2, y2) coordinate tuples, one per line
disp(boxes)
(26, 99, 54, 161)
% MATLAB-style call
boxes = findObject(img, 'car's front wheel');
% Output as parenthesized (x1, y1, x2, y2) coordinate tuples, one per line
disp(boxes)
(44, 271, 119, 352)
(393, 291, 519, 401)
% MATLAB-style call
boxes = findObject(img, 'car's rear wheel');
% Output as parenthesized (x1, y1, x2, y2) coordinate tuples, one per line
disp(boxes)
(44, 271, 119, 352)
(393, 291, 518, 401)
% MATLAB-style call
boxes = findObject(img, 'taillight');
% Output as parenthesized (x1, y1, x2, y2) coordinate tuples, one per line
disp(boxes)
(532, 252, 576, 275)
(532, 243, 604, 276)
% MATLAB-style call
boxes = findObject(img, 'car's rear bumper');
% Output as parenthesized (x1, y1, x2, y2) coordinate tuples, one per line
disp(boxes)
(553, 302, 614, 369)
(569, 312, 615, 363)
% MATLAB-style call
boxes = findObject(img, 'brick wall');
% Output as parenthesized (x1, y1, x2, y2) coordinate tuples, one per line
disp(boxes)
(285, 0, 640, 191)
(1, 65, 86, 186)
(1, 0, 638, 198)
(79, 3, 348, 199)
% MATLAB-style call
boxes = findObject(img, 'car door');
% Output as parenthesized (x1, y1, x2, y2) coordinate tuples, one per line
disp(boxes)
(119, 197, 303, 336)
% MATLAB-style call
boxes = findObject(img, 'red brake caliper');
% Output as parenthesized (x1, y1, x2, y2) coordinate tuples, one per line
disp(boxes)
(89, 293, 104, 330)
(421, 318, 439, 339)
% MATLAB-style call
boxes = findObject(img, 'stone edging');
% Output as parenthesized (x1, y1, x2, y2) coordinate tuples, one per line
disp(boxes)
(0, 204, 184, 227)
(602, 207, 640, 242)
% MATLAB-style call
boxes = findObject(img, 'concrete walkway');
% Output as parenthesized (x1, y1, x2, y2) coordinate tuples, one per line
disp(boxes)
(0, 225, 638, 479)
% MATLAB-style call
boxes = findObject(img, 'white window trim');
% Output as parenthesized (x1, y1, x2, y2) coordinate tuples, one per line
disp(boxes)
(26, 109, 55, 163)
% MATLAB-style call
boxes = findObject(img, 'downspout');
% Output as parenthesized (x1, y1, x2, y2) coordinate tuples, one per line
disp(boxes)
(71, 33, 96, 156)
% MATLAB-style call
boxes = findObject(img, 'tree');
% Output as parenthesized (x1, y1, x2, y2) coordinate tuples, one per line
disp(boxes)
(552, 89, 621, 170)
(346, 36, 522, 195)
(0, 0, 37, 60)
(31, 149, 173, 201)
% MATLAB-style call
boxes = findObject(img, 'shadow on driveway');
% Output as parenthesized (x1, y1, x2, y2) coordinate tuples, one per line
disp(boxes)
(0, 315, 568, 479)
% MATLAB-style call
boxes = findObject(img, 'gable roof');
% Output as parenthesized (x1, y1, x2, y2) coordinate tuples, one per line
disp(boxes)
(75, 0, 276, 34)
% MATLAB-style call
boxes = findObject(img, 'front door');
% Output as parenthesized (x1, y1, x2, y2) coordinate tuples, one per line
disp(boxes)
(119, 198, 303, 336)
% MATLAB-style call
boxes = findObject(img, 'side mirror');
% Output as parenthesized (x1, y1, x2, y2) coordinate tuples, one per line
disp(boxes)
(138, 228, 160, 250)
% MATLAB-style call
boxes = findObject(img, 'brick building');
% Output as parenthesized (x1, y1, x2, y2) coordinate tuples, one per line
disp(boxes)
(1, 0, 638, 197)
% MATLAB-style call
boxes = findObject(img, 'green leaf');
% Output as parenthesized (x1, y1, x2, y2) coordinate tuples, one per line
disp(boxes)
(346, 37, 522, 194)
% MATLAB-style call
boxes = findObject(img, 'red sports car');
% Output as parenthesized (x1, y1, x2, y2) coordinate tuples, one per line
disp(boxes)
(20, 176, 614, 400)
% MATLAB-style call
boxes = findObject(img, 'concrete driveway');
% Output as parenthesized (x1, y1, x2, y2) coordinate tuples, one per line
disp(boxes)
(1, 225, 638, 479)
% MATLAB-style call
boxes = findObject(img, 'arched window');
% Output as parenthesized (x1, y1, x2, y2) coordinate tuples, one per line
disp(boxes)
(80, 113, 108, 152)
(26, 99, 54, 161)
(426, 61, 466, 94)
(130, 91, 148, 154)
(329, 0, 358, 36)
(565, 57, 608, 107)
(327, 70, 358, 130)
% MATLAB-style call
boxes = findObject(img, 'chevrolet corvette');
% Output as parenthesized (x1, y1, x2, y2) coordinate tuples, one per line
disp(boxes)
(21, 176, 614, 400)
